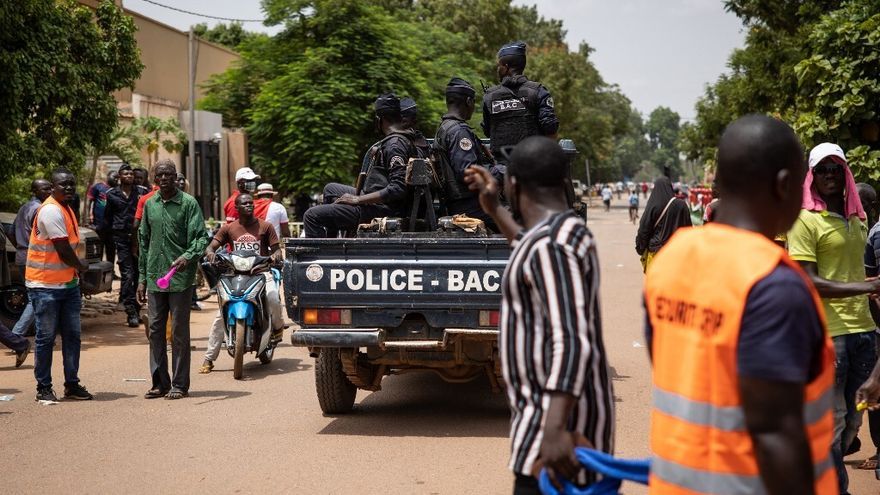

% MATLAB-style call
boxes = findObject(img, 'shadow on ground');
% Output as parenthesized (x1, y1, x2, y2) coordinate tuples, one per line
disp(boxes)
(319, 372, 509, 438)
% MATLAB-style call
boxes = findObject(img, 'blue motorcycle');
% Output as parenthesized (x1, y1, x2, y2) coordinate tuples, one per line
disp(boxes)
(213, 250, 281, 379)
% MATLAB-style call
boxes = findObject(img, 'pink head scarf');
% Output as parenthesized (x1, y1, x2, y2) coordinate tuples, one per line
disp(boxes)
(802, 142, 866, 221)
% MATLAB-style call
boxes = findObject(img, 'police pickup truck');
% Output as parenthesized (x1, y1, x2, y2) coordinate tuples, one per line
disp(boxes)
(284, 140, 582, 414)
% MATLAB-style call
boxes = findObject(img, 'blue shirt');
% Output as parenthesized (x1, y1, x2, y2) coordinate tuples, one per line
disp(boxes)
(645, 264, 824, 383)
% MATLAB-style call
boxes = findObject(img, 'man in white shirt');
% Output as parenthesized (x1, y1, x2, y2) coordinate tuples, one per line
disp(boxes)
(255, 183, 291, 238)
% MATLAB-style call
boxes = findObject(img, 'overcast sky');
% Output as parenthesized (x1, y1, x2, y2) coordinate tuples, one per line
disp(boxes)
(123, 0, 745, 120)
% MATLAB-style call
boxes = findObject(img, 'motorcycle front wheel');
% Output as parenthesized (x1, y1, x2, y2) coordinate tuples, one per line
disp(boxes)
(233, 320, 246, 380)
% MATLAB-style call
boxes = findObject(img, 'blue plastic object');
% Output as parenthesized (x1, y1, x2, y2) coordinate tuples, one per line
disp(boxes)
(538, 448, 650, 495)
(226, 300, 255, 327)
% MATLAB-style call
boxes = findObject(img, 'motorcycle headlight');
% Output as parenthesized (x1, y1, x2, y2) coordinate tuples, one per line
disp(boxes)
(232, 255, 256, 272)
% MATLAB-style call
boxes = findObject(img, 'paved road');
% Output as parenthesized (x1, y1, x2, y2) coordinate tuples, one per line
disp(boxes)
(1, 200, 875, 493)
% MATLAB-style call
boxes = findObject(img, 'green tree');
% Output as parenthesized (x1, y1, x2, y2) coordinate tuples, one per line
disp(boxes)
(193, 22, 268, 51)
(0, 0, 142, 193)
(683, 0, 880, 183)
(646, 106, 681, 177)
(129, 116, 188, 167)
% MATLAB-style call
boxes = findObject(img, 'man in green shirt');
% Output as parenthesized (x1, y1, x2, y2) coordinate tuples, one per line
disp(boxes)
(788, 142, 880, 494)
(136, 159, 207, 400)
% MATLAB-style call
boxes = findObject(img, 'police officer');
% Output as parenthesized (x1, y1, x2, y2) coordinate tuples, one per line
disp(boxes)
(434, 78, 504, 230)
(482, 41, 559, 160)
(304, 93, 427, 238)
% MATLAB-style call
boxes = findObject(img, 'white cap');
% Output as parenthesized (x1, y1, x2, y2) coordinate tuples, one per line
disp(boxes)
(256, 183, 277, 196)
(808, 143, 847, 169)
(235, 167, 259, 181)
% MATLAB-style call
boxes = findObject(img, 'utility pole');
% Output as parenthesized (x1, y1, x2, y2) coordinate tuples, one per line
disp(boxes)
(187, 27, 196, 189)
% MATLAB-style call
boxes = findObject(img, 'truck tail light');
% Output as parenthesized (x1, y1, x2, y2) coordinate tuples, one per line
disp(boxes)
(479, 310, 500, 327)
(303, 309, 351, 325)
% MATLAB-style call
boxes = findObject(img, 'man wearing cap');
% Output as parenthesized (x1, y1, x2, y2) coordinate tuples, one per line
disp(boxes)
(787, 142, 880, 494)
(224, 167, 260, 223)
(434, 77, 504, 230)
(304, 93, 428, 238)
(255, 183, 291, 238)
(482, 41, 559, 159)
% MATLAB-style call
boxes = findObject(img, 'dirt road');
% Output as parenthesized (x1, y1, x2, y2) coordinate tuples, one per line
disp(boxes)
(1, 201, 875, 494)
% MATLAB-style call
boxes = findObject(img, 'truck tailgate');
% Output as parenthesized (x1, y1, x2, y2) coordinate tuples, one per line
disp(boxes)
(284, 237, 510, 310)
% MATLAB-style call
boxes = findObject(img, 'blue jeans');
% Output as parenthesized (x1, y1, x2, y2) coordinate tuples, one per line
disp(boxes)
(12, 299, 35, 336)
(832, 331, 878, 495)
(30, 286, 82, 390)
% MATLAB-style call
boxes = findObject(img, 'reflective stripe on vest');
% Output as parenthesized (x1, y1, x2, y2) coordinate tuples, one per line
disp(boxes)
(651, 455, 834, 495)
(645, 224, 837, 495)
(24, 196, 79, 285)
(653, 387, 833, 432)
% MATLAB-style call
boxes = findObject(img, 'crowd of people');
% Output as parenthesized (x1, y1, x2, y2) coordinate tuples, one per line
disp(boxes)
(6, 38, 880, 495)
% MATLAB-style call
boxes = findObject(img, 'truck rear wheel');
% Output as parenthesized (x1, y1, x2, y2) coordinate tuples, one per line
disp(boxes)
(315, 348, 356, 414)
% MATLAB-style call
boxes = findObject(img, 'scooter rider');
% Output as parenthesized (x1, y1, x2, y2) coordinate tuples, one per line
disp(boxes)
(199, 193, 283, 374)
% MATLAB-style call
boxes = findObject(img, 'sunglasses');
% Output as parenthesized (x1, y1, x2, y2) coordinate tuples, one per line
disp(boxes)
(813, 164, 843, 175)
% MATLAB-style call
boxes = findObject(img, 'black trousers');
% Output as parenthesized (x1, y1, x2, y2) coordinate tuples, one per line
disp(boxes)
(148, 288, 193, 393)
(513, 474, 541, 495)
(97, 228, 115, 267)
(113, 230, 139, 314)
(0, 321, 27, 353)
(303, 183, 394, 238)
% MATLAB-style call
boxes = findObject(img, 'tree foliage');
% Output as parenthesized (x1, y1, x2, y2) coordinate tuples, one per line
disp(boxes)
(0, 0, 142, 192)
(201, 0, 648, 193)
(193, 22, 268, 51)
(684, 0, 880, 182)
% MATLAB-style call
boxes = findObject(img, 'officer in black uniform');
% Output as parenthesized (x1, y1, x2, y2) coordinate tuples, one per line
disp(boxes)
(482, 41, 559, 161)
(304, 93, 426, 238)
(434, 78, 504, 230)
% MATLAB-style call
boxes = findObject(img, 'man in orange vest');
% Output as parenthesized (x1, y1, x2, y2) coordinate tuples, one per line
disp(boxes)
(645, 115, 836, 494)
(27, 168, 93, 402)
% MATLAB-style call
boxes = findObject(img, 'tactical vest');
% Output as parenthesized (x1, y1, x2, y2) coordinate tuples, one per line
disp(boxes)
(484, 78, 541, 151)
(645, 224, 837, 495)
(361, 130, 427, 203)
(432, 118, 493, 202)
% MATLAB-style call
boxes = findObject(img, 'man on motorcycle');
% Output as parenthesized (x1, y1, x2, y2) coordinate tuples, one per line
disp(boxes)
(199, 193, 284, 374)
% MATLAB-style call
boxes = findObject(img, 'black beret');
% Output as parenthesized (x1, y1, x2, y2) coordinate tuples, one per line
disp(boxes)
(445, 77, 475, 97)
(374, 93, 401, 116)
(400, 97, 417, 118)
(498, 41, 527, 59)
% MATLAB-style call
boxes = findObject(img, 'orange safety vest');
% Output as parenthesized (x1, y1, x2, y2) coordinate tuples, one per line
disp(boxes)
(644, 224, 836, 495)
(24, 196, 80, 285)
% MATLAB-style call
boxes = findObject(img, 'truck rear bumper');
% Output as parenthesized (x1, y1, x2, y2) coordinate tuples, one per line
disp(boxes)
(291, 327, 498, 349)
(292, 329, 383, 348)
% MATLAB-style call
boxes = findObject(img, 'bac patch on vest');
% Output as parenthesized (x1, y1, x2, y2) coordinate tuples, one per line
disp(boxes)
(654, 296, 725, 337)
(389, 156, 405, 168)
(459, 138, 473, 151)
(491, 98, 526, 114)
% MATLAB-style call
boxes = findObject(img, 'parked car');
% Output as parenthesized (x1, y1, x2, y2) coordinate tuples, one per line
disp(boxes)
(0, 211, 114, 306)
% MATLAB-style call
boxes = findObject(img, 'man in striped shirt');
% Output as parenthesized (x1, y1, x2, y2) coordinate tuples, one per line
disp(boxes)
(465, 136, 615, 494)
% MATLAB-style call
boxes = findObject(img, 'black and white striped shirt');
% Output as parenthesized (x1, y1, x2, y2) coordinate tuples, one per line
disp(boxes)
(500, 211, 615, 476)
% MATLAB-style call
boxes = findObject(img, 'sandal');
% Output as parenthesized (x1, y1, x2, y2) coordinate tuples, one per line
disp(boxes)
(165, 390, 188, 400)
(198, 360, 214, 374)
(144, 388, 168, 399)
(856, 457, 878, 470)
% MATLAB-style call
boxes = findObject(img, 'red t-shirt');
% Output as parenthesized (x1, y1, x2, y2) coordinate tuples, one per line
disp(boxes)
(224, 190, 240, 223)
(134, 186, 159, 221)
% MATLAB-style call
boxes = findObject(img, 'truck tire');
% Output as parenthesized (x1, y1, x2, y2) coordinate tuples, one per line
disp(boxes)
(233, 320, 246, 380)
(315, 348, 356, 414)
